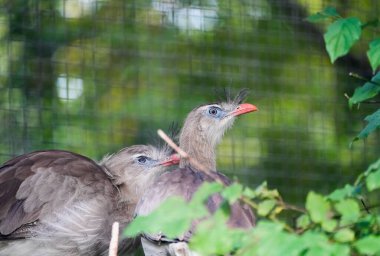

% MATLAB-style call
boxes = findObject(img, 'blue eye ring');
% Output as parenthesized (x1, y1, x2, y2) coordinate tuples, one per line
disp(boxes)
(136, 155, 148, 164)
(207, 106, 224, 118)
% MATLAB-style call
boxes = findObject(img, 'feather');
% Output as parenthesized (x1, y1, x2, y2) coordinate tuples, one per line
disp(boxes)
(0, 145, 174, 255)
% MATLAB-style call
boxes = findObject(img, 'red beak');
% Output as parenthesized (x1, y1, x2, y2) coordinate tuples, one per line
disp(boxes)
(159, 154, 180, 166)
(230, 103, 258, 117)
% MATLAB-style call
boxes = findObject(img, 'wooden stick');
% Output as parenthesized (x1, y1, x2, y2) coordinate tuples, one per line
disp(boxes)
(157, 129, 188, 158)
(108, 222, 119, 256)
(157, 129, 218, 180)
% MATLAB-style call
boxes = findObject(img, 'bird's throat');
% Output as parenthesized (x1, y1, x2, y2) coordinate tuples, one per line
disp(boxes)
(179, 132, 217, 171)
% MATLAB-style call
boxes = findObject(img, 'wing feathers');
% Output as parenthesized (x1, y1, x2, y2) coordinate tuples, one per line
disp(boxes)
(0, 150, 112, 238)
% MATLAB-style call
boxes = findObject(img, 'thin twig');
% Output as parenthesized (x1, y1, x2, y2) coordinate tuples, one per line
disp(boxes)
(157, 129, 188, 158)
(108, 222, 119, 256)
(361, 199, 371, 214)
(157, 129, 215, 178)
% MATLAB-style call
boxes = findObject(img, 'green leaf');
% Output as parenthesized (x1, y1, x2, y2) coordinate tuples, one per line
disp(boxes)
(327, 184, 358, 201)
(301, 231, 350, 256)
(257, 199, 276, 216)
(353, 109, 380, 142)
(221, 183, 243, 204)
(334, 228, 355, 242)
(190, 182, 224, 206)
(247, 181, 280, 199)
(242, 186, 256, 198)
(349, 73, 380, 107)
(366, 169, 380, 191)
(330, 244, 350, 256)
(324, 17, 362, 63)
(364, 158, 380, 176)
(335, 199, 360, 225)
(306, 191, 330, 223)
(367, 38, 380, 72)
(354, 235, 380, 255)
(245, 221, 305, 256)
(124, 197, 207, 238)
(306, 6, 340, 23)
(296, 214, 310, 229)
(321, 219, 337, 232)
(190, 208, 246, 255)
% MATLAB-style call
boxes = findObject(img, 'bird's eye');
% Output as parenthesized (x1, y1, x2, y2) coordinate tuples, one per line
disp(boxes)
(209, 108, 219, 115)
(207, 106, 223, 118)
(136, 156, 148, 164)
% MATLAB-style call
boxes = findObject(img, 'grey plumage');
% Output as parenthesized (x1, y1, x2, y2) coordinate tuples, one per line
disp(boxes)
(135, 89, 258, 256)
(0, 145, 176, 256)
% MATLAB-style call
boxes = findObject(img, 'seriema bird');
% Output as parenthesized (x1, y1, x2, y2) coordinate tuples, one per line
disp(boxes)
(135, 89, 258, 256)
(0, 145, 178, 256)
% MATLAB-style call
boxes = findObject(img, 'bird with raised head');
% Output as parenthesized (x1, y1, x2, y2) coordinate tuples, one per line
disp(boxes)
(135, 89, 258, 256)
(0, 144, 178, 256)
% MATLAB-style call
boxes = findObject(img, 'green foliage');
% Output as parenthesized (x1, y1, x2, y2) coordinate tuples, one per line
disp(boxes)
(124, 182, 223, 238)
(366, 160, 380, 191)
(126, 157, 380, 255)
(327, 184, 359, 201)
(324, 17, 362, 63)
(123, 5, 380, 255)
(124, 197, 206, 239)
(354, 235, 380, 255)
(306, 191, 330, 224)
(306, 7, 340, 23)
(349, 73, 380, 107)
(307, 7, 380, 144)
(367, 39, 380, 72)
(353, 109, 380, 142)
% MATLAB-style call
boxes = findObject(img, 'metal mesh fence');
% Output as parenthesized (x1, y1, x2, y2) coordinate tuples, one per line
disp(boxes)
(0, 0, 379, 204)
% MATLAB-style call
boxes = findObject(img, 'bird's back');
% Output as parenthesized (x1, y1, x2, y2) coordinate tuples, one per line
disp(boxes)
(136, 166, 254, 243)
(0, 150, 119, 255)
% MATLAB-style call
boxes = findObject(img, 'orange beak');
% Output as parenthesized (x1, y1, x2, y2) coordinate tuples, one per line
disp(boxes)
(230, 103, 258, 117)
(159, 154, 180, 166)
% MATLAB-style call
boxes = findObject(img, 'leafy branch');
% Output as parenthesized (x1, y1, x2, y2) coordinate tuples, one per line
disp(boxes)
(307, 6, 380, 144)
(123, 129, 380, 255)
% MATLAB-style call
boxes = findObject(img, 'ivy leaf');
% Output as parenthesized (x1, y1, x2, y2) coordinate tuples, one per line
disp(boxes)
(353, 109, 380, 142)
(349, 72, 380, 107)
(366, 169, 380, 191)
(306, 6, 340, 23)
(221, 183, 243, 204)
(367, 38, 380, 73)
(354, 235, 380, 255)
(335, 199, 360, 225)
(324, 17, 362, 63)
(257, 199, 276, 216)
(334, 228, 355, 242)
(306, 191, 330, 223)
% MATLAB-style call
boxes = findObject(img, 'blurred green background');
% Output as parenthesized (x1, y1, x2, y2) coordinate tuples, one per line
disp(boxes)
(0, 0, 379, 205)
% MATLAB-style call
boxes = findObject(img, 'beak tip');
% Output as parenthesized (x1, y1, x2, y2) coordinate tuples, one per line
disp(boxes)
(232, 103, 258, 116)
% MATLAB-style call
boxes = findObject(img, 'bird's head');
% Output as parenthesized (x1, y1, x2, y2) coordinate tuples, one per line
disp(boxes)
(179, 89, 258, 164)
(100, 145, 179, 200)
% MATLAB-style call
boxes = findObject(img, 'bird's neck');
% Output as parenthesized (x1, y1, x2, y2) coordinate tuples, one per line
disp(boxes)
(179, 130, 217, 171)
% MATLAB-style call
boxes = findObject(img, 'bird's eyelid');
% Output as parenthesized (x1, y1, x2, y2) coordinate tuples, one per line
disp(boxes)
(208, 104, 222, 109)
(133, 154, 146, 159)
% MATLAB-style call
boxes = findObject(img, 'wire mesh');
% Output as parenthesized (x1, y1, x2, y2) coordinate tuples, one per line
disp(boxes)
(0, 0, 379, 204)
